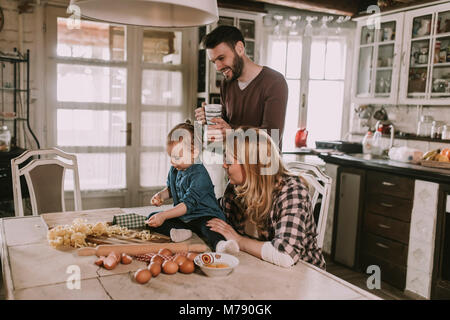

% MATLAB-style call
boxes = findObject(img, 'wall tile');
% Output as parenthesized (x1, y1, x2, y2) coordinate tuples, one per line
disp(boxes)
(405, 266, 431, 299)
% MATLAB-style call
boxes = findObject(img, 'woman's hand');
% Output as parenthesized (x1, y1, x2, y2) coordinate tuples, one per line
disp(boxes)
(146, 213, 165, 228)
(207, 218, 243, 245)
(151, 193, 163, 206)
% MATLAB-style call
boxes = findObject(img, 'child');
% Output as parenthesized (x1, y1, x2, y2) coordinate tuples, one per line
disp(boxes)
(146, 120, 238, 253)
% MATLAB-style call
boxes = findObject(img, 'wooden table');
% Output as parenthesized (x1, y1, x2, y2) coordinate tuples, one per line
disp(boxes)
(0, 207, 380, 300)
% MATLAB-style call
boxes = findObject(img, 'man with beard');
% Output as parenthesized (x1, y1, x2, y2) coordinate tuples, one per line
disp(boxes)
(195, 25, 288, 149)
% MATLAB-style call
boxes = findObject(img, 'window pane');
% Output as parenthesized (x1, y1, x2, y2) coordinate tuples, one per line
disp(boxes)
(267, 37, 287, 74)
(57, 64, 127, 103)
(142, 30, 182, 64)
(286, 38, 302, 79)
(141, 111, 183, 147)
(142, 70, 182, 106)
(57, 109, 126, 146)
(310, 39, 326, 79)
(140, 152, 171, 187)
(282, 80, 301, 151)
(57, 18, 125, 61)
(64, 153, 126, 190)
(325, 39, 346, 79)
(306, 80, 344, 148)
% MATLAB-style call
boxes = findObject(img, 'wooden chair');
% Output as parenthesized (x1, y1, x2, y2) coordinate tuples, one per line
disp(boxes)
(11, 148, 82, 216)
(285, 161, 332, 249)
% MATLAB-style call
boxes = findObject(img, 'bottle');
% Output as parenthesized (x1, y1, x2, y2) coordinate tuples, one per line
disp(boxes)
(0, 125, 11, 152)
(362, 131, 373, 154)
(371, 126, 383, 156)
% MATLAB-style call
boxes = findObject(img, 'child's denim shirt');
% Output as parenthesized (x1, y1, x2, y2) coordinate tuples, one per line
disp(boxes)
(167, 164, 226, 223)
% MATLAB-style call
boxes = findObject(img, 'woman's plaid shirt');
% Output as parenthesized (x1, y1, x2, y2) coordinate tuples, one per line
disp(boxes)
(219, 174, 326, 269)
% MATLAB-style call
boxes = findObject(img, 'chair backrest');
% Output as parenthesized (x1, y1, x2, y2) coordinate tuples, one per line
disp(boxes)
(285, 161, 332, 249)
(11, 148, 82, 216)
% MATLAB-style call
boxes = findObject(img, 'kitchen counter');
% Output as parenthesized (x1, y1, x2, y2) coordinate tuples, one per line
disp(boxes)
(318, 153, 450, 184)
(0, 207, 380, 300)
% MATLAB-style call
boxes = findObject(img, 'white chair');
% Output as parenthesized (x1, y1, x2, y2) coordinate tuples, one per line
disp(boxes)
(285, 161, 332, 249)
(11, 148, 82, 216)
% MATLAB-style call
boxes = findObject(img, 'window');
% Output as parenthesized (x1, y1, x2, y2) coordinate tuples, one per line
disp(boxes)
(266, 33, 349, 150)
(48, 8, 194, 203)
(307, 37, 347, 147)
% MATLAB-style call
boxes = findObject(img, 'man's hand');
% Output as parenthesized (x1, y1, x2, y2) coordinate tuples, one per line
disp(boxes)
(207, 118, 231, 142)
(195, 102, 206, 124)
(151, 193, 163, 206)
(146, 212, 166, 228)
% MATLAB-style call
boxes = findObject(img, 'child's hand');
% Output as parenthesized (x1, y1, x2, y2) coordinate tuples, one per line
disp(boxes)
(151, 193, 163, 206)
(146, 213, 165, 228)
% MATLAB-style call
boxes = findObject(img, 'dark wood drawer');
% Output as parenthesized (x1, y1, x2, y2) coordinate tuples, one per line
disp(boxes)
(364, 212, 410, 244)
(366, 171, 414, 200)
(361, 232, 408, 267)
(359, 252, 407, 290)
(366, 194, 413, 222)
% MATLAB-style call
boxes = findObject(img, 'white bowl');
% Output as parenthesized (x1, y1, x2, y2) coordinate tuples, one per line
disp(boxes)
(194, 252, 239, 277)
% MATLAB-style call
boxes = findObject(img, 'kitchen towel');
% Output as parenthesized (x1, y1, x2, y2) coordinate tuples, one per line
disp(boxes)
(112, 213, 147, 229)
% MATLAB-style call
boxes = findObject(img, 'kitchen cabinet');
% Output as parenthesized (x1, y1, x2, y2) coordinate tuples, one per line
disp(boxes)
(351, 13, 404, 104)
(352, 2, 450, 105)
(359, 170, 414, 290)
(399, 2, 450, 105)
(196, 9, 262, 106)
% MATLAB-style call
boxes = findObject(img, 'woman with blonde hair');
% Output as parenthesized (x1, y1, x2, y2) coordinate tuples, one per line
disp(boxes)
(208, 127, 325, 269)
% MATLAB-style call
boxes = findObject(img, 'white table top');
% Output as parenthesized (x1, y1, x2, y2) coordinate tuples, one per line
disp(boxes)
(0, 207, 381, 300)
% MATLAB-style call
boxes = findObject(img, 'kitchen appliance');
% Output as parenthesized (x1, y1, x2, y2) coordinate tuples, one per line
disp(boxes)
(373, 106, 388, 121)
(295, 128, 308, 147)
(315, 140, 363, 153)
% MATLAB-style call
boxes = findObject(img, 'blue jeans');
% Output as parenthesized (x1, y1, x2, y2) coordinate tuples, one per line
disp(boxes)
(147, 211, 225, 251)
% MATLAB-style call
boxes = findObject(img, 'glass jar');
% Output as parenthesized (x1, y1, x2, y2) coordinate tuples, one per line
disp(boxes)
(417, 115, 433, 137)
(431, 120, 446, 139)
(442, 125, 450, 140)
(0, 125, 11, 152)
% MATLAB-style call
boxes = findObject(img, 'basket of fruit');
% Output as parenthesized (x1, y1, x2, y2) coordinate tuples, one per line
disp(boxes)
(420, 148, 450, 169)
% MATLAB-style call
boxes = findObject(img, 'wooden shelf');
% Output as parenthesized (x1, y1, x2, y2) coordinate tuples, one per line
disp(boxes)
(410, 64, 428, 68)
(351, 132, 450, 143)
(411, 35, 431, 41)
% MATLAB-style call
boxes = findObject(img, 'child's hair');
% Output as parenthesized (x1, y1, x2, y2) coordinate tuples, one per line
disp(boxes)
(167, 119, 197, 148)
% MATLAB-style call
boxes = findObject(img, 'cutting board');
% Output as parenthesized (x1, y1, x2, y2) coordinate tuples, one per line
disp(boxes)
(41, 207, 171, 244)
(421, 160, 450, 169)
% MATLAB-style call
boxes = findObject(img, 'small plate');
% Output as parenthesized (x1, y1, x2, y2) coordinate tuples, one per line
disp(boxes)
(194, 252, 239, 277)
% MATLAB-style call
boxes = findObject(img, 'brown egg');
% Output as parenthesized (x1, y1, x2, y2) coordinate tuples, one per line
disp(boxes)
(134, 268, 151, 284)
(179, 259, 195, 274)
(173, 254, 188, 266)
(186, 252, 198, 261)
(148, 262, 161, 277)
(150, 254, 164, 265)
(158, 248, 173, 256)
(94, 256, 105, 266)
(162, 260, 179, 274)
(121, 253, 133, 265)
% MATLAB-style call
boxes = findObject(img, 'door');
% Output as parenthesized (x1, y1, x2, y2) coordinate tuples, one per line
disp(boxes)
(45, 6, 196, 209)
(333, 168, 365, 268)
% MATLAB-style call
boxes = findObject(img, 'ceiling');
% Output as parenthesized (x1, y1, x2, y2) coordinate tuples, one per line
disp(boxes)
(218, 0, 438, 17)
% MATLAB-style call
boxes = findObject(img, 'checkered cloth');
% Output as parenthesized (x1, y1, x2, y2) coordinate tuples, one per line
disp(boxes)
(219, 175, 326, 270)
(112, 213, 147, 229)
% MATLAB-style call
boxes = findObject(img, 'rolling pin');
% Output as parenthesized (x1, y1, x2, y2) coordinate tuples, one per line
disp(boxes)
(77, 243, 209, 256)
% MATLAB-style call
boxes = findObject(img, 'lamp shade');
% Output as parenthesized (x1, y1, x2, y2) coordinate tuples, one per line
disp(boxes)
(70, 0, 219, 27)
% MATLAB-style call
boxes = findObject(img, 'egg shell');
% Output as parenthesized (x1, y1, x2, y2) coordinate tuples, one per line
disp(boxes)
(158, 248, 173, 256)
(121, 253, 133, 265)
(186, 252, 198, 261)
(179, 259, 195, 274)
(148, 262, 161, 277)
(173, 254, 188, 266)
(162, 260, 179, 274)
(150, 254, 165, 265)
(134, 268, 152, 284)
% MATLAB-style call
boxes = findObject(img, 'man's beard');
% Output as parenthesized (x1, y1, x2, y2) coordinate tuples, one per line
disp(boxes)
(224, 52, 244, 82)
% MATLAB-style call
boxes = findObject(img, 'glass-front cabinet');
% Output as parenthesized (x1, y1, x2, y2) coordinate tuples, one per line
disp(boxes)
(399, 2, 450, 105)
(352, 13, 404, 104)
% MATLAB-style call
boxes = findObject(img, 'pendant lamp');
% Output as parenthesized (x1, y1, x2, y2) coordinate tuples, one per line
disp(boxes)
(70, 0, 219, 27)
